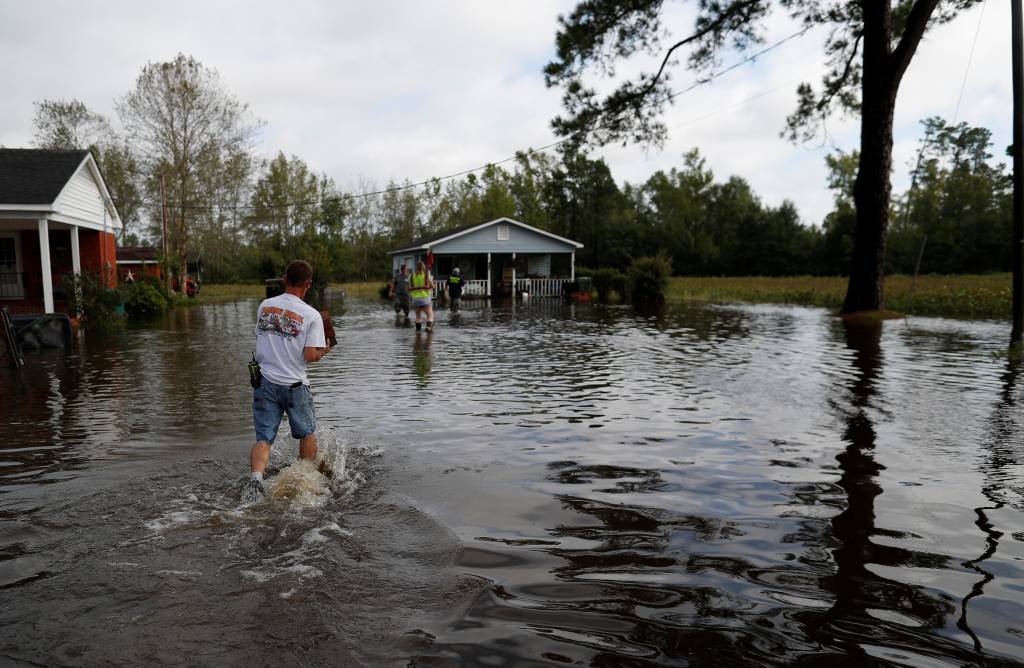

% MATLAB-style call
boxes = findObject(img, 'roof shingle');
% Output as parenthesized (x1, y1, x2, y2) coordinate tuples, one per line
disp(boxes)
(0, 148, 90, 205)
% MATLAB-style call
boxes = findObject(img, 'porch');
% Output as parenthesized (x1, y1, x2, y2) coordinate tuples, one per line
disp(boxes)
(0, 223, 116, 315)
(431, 277, 572, 299)
(390, 217, 584, 299)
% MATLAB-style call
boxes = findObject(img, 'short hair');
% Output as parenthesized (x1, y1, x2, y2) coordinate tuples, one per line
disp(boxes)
(284, 260, 313, 286)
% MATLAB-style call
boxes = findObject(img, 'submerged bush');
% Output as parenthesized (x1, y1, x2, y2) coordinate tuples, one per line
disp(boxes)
(629, 256, 672, 302)
(124, 281, 168, 319)
(64, 272, 126, 330)
(591, 267, 627, 302)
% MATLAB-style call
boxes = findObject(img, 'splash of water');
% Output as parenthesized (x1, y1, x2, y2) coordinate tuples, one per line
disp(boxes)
(270, 459, 331, 505)
(267, 429, 372, 505)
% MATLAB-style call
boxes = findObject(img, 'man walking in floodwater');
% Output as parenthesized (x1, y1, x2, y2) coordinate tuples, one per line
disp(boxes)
(245, 260, 332, 501)
(390, 264, 410, 318)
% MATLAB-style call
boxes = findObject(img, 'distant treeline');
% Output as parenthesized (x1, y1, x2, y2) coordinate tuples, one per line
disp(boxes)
(30, 55, 1010, 284)
(180, 115, 1015, 284)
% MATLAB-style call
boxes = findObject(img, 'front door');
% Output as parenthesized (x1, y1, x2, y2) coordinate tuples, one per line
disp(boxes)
(0, 233, 23, 298)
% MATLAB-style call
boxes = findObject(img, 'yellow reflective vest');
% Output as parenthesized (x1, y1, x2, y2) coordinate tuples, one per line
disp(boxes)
(410, 272, 431, 299)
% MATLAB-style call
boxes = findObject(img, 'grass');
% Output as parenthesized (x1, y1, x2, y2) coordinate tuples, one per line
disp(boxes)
(665, 274, 1014, 319)
(197, 283, 266, 301)
(332, 281, 386, 300)
(200, 273, 1016, 320)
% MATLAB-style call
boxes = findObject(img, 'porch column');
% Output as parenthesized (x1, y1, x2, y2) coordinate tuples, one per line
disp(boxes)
(512, 252, 516, 296)
(70, 226, 81, 274)
(70, 226, 82, 318)
(487, 252, 492, 297)
(38, 216, 54, 314)
(571, 252, 575, 281)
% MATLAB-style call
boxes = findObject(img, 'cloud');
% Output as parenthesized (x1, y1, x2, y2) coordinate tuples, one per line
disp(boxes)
(0, 1, 1005, 228)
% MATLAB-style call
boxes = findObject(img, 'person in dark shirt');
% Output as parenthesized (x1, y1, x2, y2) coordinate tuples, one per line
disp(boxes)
(389, 265, 410, 318)
(447, 267, 463, 312)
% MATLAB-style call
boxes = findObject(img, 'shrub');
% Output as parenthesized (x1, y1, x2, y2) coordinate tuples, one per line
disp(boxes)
(124, 281, 168, 319)
(63, 272, 126, 330)
(591, 267, 627, 302)
(629, 255, 672, 303)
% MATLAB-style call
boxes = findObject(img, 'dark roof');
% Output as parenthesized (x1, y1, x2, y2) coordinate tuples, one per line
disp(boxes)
(116, 246, 159, 262)
(0, 148, 90, 205)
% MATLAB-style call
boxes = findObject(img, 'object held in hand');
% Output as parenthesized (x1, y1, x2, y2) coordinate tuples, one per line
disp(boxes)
(248, 352, 262, 388)
(321, 310, 337, 347)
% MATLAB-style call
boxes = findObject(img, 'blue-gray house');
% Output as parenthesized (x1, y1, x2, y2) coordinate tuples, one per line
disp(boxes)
(388, 217, 583, 297)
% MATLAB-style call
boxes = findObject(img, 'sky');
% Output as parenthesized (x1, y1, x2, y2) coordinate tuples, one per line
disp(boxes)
(0, 1, 1009, 227)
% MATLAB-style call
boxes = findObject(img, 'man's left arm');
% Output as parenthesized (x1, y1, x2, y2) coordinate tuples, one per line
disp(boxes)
(303, 312, 330, 363)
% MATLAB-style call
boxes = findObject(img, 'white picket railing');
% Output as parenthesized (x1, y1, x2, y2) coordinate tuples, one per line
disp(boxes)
(516, 278, 565, 297)
(433, 278, 570, 298)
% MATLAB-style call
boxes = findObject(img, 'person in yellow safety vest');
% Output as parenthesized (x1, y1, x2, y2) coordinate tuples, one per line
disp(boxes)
(409, 260, 435, 332)
(447, 266, 463, 313)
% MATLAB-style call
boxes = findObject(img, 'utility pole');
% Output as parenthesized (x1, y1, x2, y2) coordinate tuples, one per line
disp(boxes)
(1013, 0, 1024, 344)
(160, 174, 171, 295)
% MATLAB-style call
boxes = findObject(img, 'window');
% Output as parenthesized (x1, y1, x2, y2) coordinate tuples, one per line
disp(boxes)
(0, 234, 23, 298)
(497, 225, 509, 241)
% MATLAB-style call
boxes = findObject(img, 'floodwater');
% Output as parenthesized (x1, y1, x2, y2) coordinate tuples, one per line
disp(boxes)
(1, 297, 1023, 666)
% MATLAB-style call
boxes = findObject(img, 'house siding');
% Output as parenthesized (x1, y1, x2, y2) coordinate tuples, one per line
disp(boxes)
(54, 164, 105, 224)
(432, 223, 575, 254)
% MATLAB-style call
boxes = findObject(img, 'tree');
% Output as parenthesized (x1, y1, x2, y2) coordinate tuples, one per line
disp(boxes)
(821, 150, 860, 274)
(248, 152, 321, 243)
(544, 151, 626, 269)
(32, 99, 111, 151)
(32, 99, 145, 243)
(545, 1, 982, 312)
(94, 140, 145, 244)
(890, 117, 1011, 274)
(118, 54, 261, 282)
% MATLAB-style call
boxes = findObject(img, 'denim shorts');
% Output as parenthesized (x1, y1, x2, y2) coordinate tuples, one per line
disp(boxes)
(253, 381, 316, 444)
(412, 296, 431, 308)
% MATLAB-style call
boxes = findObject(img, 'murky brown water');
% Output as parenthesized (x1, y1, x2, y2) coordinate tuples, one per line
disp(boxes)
(1, 298, 1023, 666)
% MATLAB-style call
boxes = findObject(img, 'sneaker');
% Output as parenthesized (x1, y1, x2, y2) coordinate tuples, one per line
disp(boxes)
(426, 322, 434, 332)
(242, 478, 266, 503)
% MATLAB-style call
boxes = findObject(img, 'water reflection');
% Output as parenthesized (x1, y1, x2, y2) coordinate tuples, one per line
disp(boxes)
(3, 299, 1024, 664)
(413, 330, 433, 388)
(958, 355, 1022, 652)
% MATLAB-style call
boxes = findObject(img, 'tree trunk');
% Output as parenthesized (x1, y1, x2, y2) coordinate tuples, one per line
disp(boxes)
(844, 92, 896, 312)
(842, 0, 939, 314)
(843, 4, 896, 313)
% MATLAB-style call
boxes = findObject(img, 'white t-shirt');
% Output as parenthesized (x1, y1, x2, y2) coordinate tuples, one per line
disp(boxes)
(254, 293, 326, 386)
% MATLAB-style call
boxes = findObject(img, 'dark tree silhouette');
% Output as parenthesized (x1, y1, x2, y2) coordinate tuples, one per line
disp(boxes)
(544, 1, 982, 312)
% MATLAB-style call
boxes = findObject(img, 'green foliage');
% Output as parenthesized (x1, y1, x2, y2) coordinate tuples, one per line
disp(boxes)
(124, 281, 168, 319)
(591, 267, 626, 302)
(628, 256, 671, 303)
(63, 273, 126, 331)
(889, 117, 1011, 275)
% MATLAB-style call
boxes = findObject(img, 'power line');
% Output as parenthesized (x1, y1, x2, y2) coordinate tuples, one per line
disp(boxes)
(150, 25, 813, 213)
(952, 0, 988, 124)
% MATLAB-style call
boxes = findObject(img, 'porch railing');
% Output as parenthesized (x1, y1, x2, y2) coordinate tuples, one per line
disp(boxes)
(432, 277, 573, 298)
(514, 278, 567, 297)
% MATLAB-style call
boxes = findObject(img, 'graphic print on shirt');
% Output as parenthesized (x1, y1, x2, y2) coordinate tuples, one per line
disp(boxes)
(257, 305, 305, 339)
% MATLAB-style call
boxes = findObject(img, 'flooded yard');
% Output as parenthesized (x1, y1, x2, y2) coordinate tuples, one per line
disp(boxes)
(1, 297, 1022, 665)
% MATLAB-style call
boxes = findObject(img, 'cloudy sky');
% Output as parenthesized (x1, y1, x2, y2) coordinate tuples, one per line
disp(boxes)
(0, 1, 1007, 225)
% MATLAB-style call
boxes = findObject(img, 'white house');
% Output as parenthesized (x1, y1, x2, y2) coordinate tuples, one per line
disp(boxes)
(0, 149, 122, 314)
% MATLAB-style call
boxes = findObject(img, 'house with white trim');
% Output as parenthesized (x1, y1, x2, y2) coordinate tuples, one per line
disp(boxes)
(388, 217, 584, 298)
(0, 149, 122, 314)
